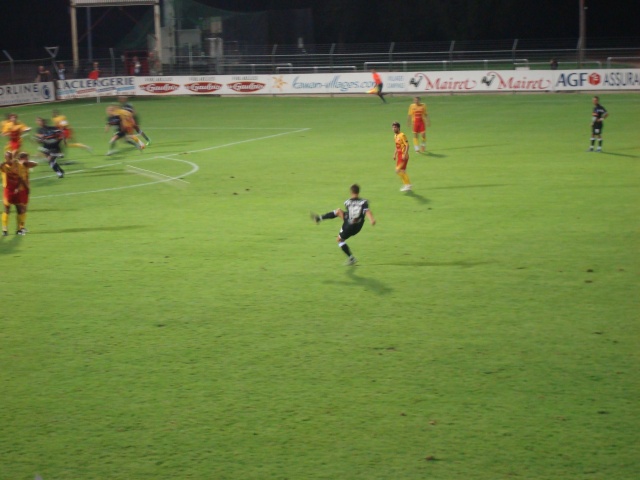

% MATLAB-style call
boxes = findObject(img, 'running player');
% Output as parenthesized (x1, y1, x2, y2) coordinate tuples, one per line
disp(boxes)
(369, 69, 386, 103)
(35, 117, 65, 178)
(104, 106, 145, 155)
(2, 114, 31, 155)
(52, 110, 93, 152)
(118, 96, 151, 145)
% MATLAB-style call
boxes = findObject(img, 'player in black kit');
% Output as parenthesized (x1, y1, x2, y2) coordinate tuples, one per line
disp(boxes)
(311, 184, 376, 265)
(589, 96, 608, 152)
(34, 117, 65, 178)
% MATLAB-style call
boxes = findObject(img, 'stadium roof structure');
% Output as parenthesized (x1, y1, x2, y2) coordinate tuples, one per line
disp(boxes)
(69, 0, 162, 67)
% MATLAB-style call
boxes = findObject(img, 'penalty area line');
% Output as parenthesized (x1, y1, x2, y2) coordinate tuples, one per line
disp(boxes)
(183, 128, 311, 155)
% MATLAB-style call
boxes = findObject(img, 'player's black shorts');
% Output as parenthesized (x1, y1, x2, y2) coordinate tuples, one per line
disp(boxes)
(338, 220, 364, 240)
(592, 122, 604, 135)
(39, 144, 62, 156)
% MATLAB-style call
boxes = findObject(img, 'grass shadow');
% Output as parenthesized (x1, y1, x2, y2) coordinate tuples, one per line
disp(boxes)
(373, 259, 494, 268)
(429, 184, 510, 190)
(36, 225, 149, 234)
(597, 151, 640, 159)
(437, 144, 508, 151)
(324, 266, 394, 296)
(0, 235, 24, 255)
(404, 190, 430, 204)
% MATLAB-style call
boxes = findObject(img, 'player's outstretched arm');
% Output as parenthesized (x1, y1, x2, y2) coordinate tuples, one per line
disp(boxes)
(366, 210, 376, 226)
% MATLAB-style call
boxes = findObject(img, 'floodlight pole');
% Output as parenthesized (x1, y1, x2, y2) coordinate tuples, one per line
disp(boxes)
(154, 0, 163, 63)
(87, 7, 94, 62)
(578, 0, 586, 67)
(71, 1, 80, 71)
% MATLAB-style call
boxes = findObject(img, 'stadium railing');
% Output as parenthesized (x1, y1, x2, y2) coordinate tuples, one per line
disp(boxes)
(1, 39, 638, 84)
(606, 56, 640, 68)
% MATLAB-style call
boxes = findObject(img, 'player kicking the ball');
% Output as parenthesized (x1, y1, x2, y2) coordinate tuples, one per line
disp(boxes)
(311, 184, 376, 266)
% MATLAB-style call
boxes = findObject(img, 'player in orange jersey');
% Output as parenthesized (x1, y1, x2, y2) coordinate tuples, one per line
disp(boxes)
(104, 106, 145, 156)
(369, 69, 386, 103)
(15, 152, 38, 233)
(52, 110, 93, 153)
(407, 96, 429, 153)
(1, 151, 35, 236)
(118, 96, 151, 145)
(2, 114, 31, 154)
(392, 121, 412, 192)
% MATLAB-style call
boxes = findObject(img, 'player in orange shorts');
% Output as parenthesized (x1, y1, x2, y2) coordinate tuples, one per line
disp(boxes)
(52, 110, 93, 153)
(392, 121, 412, 191)
(1, 151, 36, 236)
(105, 106, 145, 155)
(407, 96, 429, 153)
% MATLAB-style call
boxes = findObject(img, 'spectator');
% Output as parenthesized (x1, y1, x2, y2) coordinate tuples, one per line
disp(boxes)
(35, 65, 51, 82)
(132, 56, 142, 75)
(549, 58, 558, 70)
(88, 62, 100, 80)
(57, 63, 66, 80)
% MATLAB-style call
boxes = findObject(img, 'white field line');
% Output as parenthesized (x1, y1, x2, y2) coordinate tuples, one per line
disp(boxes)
(29, 127, 308, 199)
(185, 128, 309, 154)
(31, 159, 199, 199)
(125, 164, 190, 184)
(73, 126, 307, 130)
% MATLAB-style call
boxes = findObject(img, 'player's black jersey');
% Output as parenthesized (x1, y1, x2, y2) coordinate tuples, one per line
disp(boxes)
(592, 104, 607, 121)
(107, 115, 121, 126)
(343, 198, 369, 225)
(37, 126, 62, 146)
(121, 103, 135, 113)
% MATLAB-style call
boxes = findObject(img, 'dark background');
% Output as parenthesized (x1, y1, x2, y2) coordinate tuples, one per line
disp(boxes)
(1, 0, 637, 58)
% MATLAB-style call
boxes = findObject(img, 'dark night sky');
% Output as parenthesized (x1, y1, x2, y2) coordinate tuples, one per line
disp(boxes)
(1, 0, 636, 59)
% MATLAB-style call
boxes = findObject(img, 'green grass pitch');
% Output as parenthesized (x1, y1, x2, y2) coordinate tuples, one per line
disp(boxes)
(1, 92, 639, 479)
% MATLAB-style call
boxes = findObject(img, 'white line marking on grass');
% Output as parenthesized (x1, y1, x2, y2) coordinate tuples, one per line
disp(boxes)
(186, 128, 310, 154)
(32, 158, 199, 199)
(30, 127, 308, 199)
(72, 126, 308, 131)
(125, 164, 190, 184)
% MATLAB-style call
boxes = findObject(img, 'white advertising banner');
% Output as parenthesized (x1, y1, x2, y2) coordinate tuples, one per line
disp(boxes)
(133, 74, 379, 96)
(551, 69, 640, 91)
(56, 77, 137, 100)
(132, 69, 640, 96)
(0, 82, 56, 106)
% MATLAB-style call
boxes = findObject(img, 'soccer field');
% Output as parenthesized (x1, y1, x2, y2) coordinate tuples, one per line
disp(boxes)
(2, 92, 639, 479)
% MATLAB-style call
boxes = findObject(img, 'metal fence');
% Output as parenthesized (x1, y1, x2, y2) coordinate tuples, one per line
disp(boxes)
(2, 39, 639, 84)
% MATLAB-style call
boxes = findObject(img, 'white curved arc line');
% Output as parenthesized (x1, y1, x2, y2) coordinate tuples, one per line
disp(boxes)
(28, 127, 308, 199)
(32, 159, 199, 199)
(126, 164, 190, 183)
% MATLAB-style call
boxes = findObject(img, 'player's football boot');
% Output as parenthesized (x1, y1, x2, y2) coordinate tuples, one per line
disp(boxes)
(344, 256, 358, 266)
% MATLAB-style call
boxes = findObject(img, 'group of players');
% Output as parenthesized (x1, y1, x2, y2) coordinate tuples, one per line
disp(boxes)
(313, 94, 609, 267)
(1, 96, 151, 236)
(1, 111, 84, 235)
(105, 97, 151, 156)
